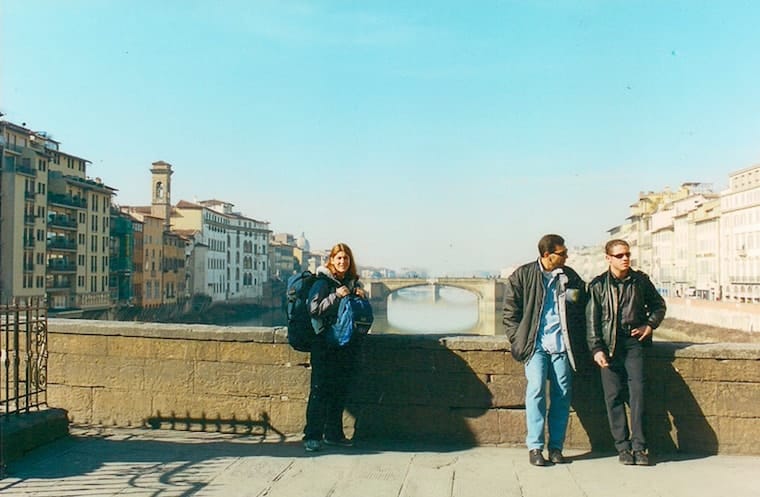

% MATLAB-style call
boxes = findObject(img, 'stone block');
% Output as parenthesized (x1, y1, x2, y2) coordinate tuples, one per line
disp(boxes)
(459, 409, 502, 444)
(455, 351, 509, 374)
(152, 338, 199, 361)
(47, 384, 92, 424)
(92, 388, 153, 426)
(219, 342, 290, 365)
(714, 381, 760, 417)
(661, 380, 719, 416)
(194, 361, 310, 397)
(49, 333, 107, 356)
(486, 374, 525, 408)
(690, 358, 760, 383)
(143, 358, 194, 393)
(716, 416, 760, 454)
(107, 336, 159, 359)
(268, 398, 308, 435)
(496, 409, 526, 445)
(52, 354, 145, 391)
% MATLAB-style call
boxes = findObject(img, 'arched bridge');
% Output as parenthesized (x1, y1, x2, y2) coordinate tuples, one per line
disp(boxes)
(365, 278, 506, 335)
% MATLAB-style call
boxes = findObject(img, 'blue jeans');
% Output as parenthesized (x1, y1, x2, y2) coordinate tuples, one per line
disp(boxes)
(524, 349, 572, 451)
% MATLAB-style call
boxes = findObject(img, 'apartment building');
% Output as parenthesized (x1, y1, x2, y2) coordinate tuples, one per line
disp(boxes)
(1, 120, 115, 311)
(720, 164, 760, 302)
(173, 198, 270, 303)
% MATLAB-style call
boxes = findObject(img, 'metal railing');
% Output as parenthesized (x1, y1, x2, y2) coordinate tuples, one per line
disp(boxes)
(1, 298, 48, 415)
(0, 298, 48, 477)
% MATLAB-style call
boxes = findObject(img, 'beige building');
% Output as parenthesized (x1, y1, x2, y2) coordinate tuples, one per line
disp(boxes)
(720, 164, 760, 302)
(1, 120, 115, 312)
(172, 198, 270, 303)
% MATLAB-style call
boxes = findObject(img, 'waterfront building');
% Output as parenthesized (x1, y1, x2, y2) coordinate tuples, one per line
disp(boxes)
(693, 198, 721, 300)
(720, 164, 760, 302)
(109, 208, 134, 306)
(173, 198, 270, 303)
(1, 120, 115, 312)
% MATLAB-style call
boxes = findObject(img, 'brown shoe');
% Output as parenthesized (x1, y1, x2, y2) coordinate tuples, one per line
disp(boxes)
(548, 448, 568, 464)
(529, 449, 547, 466)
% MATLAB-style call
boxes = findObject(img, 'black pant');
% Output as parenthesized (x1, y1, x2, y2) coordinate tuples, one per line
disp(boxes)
(600, 336, 646, 452)
(304, 335, 361, 441)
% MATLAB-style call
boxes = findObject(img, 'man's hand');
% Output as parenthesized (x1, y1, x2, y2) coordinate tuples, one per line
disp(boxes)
(631, 324, 653, 341)
(594, 350, 609, 368)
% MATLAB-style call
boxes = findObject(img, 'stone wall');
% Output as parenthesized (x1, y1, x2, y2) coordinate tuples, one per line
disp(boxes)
(47, 319, 760, 454)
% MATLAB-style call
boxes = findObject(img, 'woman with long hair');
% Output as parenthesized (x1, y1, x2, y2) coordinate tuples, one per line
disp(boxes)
(303, 242, 366, 452)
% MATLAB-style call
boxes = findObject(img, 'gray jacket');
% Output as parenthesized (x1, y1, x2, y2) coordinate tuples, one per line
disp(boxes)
(502, 260, 587, 371)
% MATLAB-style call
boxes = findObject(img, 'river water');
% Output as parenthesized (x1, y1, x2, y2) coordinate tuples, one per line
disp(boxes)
(229, 285, 483, 335)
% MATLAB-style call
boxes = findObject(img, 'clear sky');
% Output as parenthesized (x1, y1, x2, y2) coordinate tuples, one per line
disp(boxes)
(2, 1, 758, 276)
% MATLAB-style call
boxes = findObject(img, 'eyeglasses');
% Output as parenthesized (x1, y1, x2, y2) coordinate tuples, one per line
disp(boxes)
(553, 250, 568, 257)
(609, 252, 631, 259)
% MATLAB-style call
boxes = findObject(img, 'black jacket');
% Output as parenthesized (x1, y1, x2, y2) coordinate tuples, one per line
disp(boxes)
(586, 269, 666, 358)
(502, 260, 587, 371)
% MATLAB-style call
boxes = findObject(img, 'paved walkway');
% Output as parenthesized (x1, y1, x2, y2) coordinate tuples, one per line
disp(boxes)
(2, 426, 758, 497)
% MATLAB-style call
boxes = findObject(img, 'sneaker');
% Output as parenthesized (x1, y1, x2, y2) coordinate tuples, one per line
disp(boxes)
(548, 448, 568, 464)
(304, 439, 322, 452)
(529, 449, 547, 466)
(323, 437, 354, 448)
(618, 449, 635, 465)
(633, 450, 650, 466)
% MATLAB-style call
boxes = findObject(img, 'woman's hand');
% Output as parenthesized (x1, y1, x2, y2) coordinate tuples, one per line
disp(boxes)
(355, 288, 366, 299)
(336, 286, 350, 298)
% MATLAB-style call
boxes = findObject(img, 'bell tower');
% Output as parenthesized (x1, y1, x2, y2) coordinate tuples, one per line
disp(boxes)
(150, 161, 173, 230)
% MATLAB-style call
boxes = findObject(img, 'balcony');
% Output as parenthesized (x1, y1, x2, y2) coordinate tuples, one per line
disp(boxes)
(24, 214, 36, 225)
(16, 164, 37, 177)
(47, 260, 76, 273)
(48, 215, 78, 230)
(47, 193, 86, 209)
(46, 281, 73, 291)
(24, 237, 35, 248)
(47, 238, 77, 252)
(24, 191, 36, 201)
(23, 262, 35, 272)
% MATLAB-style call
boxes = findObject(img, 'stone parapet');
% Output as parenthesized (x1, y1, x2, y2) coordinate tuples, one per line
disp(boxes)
(46, 319, 760, 454)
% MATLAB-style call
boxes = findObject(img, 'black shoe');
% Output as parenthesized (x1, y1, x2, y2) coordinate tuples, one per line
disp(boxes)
(323, 437, 354, 448)
(529, 449, 547, 466)
(633, 450, 650, 466)
(618, 449, 635, 465)
(548, 448, 568, 464)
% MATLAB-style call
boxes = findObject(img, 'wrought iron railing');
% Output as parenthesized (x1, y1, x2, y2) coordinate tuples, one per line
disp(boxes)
(0, 298, 48, 415)
(0, 298, 48, 477)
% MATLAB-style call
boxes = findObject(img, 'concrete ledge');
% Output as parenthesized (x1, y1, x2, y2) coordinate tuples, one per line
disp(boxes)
(1, 408, 69, 464)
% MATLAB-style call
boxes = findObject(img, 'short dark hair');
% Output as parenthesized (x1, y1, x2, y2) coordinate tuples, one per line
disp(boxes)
(605, 239, 630, 255)
(538, 234, 565, 256)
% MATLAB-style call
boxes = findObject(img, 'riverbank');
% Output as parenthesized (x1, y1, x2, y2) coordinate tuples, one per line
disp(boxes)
(656, 317, 760, 343)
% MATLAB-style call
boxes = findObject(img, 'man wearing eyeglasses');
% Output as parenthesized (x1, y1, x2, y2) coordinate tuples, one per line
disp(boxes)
(503, 234, 587, 466)
(586, 239, 666, 466)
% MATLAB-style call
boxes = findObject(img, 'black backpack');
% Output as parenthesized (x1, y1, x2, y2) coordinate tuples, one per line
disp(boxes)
(285, 270, 319, 351)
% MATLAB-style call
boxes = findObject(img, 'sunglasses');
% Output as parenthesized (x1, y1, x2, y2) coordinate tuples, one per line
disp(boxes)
(609, 252, 631, 259)
(553, 250, 568, 257)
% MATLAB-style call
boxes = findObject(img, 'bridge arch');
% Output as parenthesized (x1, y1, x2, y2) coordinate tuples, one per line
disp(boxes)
(366, 278, 506, 335)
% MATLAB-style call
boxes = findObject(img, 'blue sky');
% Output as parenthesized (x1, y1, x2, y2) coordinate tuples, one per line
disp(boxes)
(2, 1, 759, 275)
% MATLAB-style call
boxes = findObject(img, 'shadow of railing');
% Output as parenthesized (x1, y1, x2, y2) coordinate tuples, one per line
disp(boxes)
(146, 411, 287, 441)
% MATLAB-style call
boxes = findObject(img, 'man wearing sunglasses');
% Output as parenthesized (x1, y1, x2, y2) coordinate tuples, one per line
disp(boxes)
(586, 239, 666, 466)
(503, 234, 588, 466)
